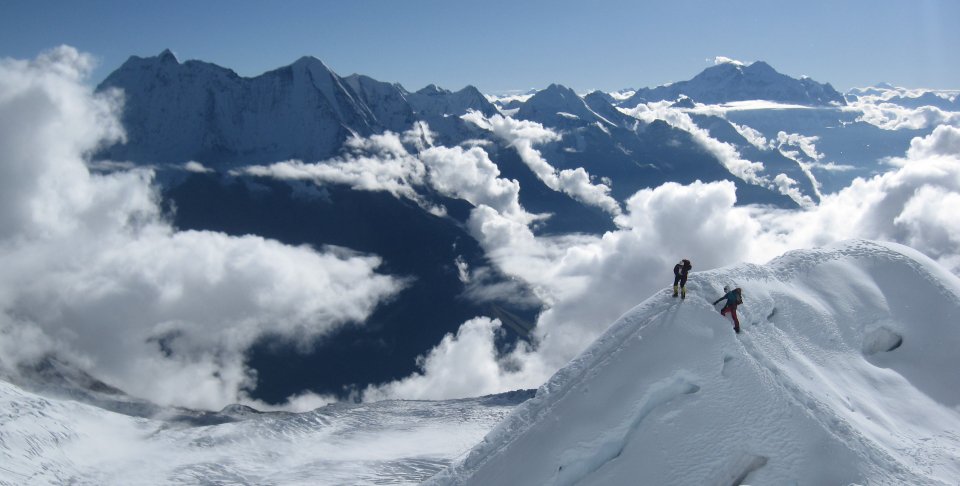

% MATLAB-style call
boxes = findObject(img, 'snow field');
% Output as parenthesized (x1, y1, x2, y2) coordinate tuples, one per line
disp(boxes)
(428, 240, 960, 485)
(0, 382, 520, 485)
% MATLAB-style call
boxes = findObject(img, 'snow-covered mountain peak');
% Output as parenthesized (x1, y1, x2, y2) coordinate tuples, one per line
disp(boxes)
(744, 59, 776, 75)
(516, 83, 612, 126)
(290, 55, 335, 74)
(417, 83, 453, 96)
(430, 239, 960, 485)
(621, 60, 846, 107)
(157, 48, 178, 64)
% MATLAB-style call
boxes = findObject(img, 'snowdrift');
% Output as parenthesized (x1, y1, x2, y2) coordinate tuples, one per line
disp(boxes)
(0, 377, 526, 485)
(428, 240, 960, 485)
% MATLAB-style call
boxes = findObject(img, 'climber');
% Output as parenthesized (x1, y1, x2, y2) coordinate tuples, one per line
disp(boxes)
(672, 259, 692, 299)
(713, 286, 743, 333)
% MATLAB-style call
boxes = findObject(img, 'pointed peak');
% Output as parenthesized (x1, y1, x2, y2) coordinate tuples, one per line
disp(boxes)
(158, 49, 178, 64)
(746, 60, 777, 74)
(417, 84, 452, 96)
(455, 85, 483, 96)
(544, 83, 572, 92)
(584, 90, 613, 100)
(291, 55, 332, 72)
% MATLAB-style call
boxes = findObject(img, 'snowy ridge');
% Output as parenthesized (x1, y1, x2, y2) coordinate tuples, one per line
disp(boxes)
(427, 239, 960, 485)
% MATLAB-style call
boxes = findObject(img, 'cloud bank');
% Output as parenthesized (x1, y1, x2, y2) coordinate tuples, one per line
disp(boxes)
(621, 102, 818, 206)
(462, 111, 622, 217)
(242, 126, 541, 225)
(850, 102, 960, 131)
(0, 47, 405, 411)
(365, 123, 960, 402)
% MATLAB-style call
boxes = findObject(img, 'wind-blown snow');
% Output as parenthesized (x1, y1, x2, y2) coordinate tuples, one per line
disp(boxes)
(428, 240, 960, 485)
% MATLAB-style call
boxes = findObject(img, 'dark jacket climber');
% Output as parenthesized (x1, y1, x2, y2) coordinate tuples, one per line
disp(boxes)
(713, 287, 743, 333)
(673, 259, 692, 298)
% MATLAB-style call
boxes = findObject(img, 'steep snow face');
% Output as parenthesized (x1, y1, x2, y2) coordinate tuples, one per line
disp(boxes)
(429, 240, 960, 485)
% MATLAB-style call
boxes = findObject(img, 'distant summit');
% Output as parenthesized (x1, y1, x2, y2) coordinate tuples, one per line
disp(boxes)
(516, 83, 615, 127)
(621, 60, 846, 107)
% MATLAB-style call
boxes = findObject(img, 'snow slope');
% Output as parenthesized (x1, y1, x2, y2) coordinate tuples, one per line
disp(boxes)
(0, 377, 529, 485)
(428, 239, 960, 485)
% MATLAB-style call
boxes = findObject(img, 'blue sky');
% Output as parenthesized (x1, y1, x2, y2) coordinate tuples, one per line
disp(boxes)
(2, 0, 958, 93)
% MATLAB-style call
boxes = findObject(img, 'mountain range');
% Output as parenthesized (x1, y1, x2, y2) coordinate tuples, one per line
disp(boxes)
(89, 51, 931, 404)
(3, 45, 959, 485)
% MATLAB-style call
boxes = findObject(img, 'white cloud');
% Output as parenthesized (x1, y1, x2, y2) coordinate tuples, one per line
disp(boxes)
(184, 161, 213, 173)
(730, 122, 771, 150)
(607, 90, 636, 102)
(369, 124, 960, 402)
(363, 317, 534, 401)
(462, 111, 560, 187)
(622, 102, 767, 185)
(622, 103, 830, 207)
(0, 47, 406, 411)
(845, 86, 960, 130)
(243, 124, 541, 224)
(773, 131, 828, 201)
(845, 98, 960, 131)
(905, 124, 960, 159)
(686, 100, 812, 113)
(402, 120, 435, 152)
(557, 167, 621, 216)
(242, 132, 428, 203)
(713, 56, 746, 66)
(421, 145, 534, 224)
(462, 111, 622, 216)
(776, 131, 823, 162)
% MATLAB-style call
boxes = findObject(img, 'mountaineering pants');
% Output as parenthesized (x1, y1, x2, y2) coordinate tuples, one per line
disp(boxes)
(673, 274, 688, 289)
(721, 304, 740, 329)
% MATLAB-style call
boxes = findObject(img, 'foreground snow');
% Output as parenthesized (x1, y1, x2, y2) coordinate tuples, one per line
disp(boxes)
(428, 240, 960, 485)
(0, 380, 527, 485)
